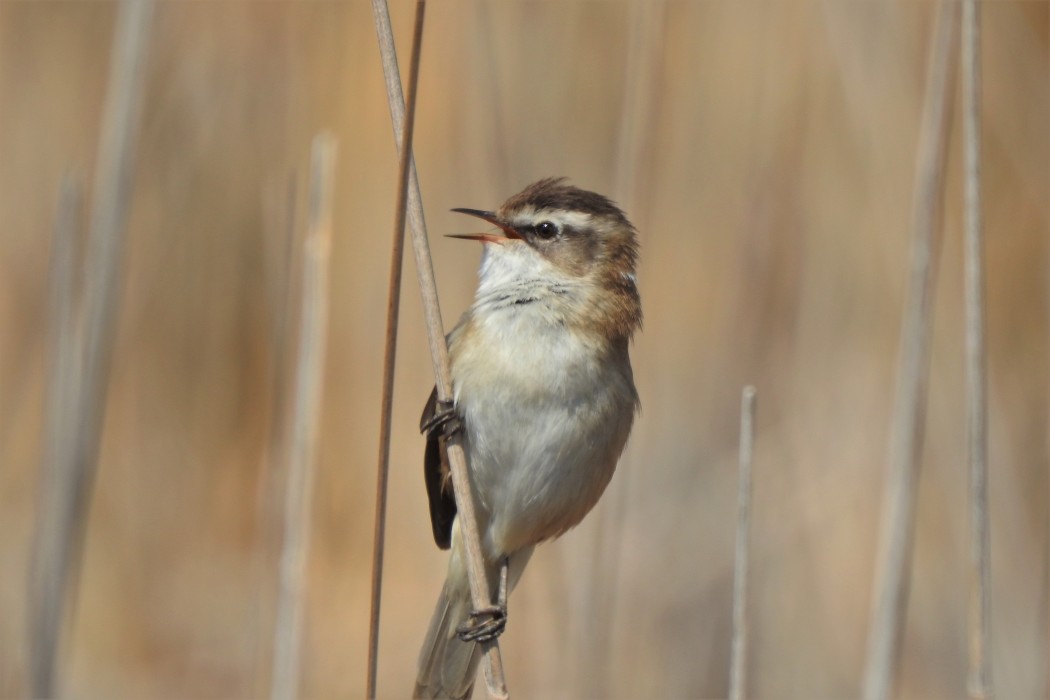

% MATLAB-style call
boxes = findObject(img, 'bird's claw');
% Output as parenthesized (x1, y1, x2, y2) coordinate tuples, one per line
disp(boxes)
(456, 604, 507, 643)
(421, 399, 463, 439)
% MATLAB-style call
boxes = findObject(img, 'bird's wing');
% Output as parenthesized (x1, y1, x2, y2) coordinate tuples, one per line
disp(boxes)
(420, 386, 458, 550)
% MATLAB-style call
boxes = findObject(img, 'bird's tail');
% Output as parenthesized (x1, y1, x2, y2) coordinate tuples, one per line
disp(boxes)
(413, 559, 481, 700)
(413, 540, 534, 699)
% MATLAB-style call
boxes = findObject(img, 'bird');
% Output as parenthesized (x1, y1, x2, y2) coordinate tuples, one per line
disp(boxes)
(413, 177, 642, 699)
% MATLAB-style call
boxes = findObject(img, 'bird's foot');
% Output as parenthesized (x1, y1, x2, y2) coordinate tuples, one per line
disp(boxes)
(456, 604, 507, 643)
(421, 399, 463, 439)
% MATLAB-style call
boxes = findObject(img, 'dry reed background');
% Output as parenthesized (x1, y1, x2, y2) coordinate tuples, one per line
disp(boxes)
(0, 1, 1047, 698)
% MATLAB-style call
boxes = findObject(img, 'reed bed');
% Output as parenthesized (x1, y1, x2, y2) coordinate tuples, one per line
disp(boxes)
(1, 1, 1045, 698)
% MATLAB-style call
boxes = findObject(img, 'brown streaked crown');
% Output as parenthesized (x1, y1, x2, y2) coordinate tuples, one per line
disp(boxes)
(498, 177, 630, 223)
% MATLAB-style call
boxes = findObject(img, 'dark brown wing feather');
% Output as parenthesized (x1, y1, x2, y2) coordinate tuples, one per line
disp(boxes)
(420, 387, 457, 549)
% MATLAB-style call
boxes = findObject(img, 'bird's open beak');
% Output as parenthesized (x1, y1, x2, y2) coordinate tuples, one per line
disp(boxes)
(448, 208, 523, 244)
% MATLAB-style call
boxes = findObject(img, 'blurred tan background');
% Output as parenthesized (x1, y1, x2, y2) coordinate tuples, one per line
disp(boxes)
(0, 1, 1047, 698)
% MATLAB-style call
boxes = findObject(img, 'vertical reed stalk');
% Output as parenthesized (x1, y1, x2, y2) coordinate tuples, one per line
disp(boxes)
(366, 0, 427, 696)
(962, 0, 992, 695)
(729, 386, 756, 700)
(270, 135, 337, 700)
(29, 175, 83, 698)
(862, 4, 960, 698)
(27, 1, 154, 694)
(369, 0, 508, 694)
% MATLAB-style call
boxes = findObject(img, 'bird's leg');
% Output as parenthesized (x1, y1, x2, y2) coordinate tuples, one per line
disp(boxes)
(421, 398, 463, 439)
(456, 557, 509, 643)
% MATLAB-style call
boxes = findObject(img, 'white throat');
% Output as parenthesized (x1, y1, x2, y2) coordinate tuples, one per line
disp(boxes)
(473, 242, 578, 310)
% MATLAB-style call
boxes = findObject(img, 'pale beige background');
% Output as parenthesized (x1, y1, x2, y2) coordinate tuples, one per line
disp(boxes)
(0, 1, 1047, 698)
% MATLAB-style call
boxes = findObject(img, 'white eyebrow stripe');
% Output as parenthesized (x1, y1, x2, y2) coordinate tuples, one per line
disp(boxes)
(509, 209, 594, 231)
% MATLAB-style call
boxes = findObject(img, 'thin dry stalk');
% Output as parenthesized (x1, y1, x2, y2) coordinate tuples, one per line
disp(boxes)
(270, 135, 337, 700)
(1045, 441, 1050, 699)
(962, 0, 992, 696)
(28, 175, 83, 697)
(26, 1, 154, 695)
(862, 3, 960, 699)
(369, 1, 508, 696)
(366, 0, 427, 696)
(729, 386, 757, 700)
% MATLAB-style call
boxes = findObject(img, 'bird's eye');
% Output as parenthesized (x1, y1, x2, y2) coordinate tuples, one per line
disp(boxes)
(535, 221, 558, 239)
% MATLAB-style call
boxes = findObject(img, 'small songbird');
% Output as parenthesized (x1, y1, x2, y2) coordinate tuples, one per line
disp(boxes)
(413, 178, 642, 699)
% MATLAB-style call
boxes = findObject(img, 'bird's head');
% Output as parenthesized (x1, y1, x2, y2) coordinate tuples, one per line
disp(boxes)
(451, 177, 641, 339)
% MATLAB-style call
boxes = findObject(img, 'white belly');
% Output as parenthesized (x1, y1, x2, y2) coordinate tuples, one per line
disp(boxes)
(449, 308, 636, 558)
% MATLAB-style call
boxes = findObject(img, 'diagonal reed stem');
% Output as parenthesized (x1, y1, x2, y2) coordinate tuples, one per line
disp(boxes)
(270, 134, 337, 700)
(962, 0, 992, 696)
(862, 3, 960, 699)
(369, 0, 508, 696)
(29, 174, 83, 699)
(729, 386, 756, 700)
(366, 0, 427, 696)
(27, 1, 154, 695)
